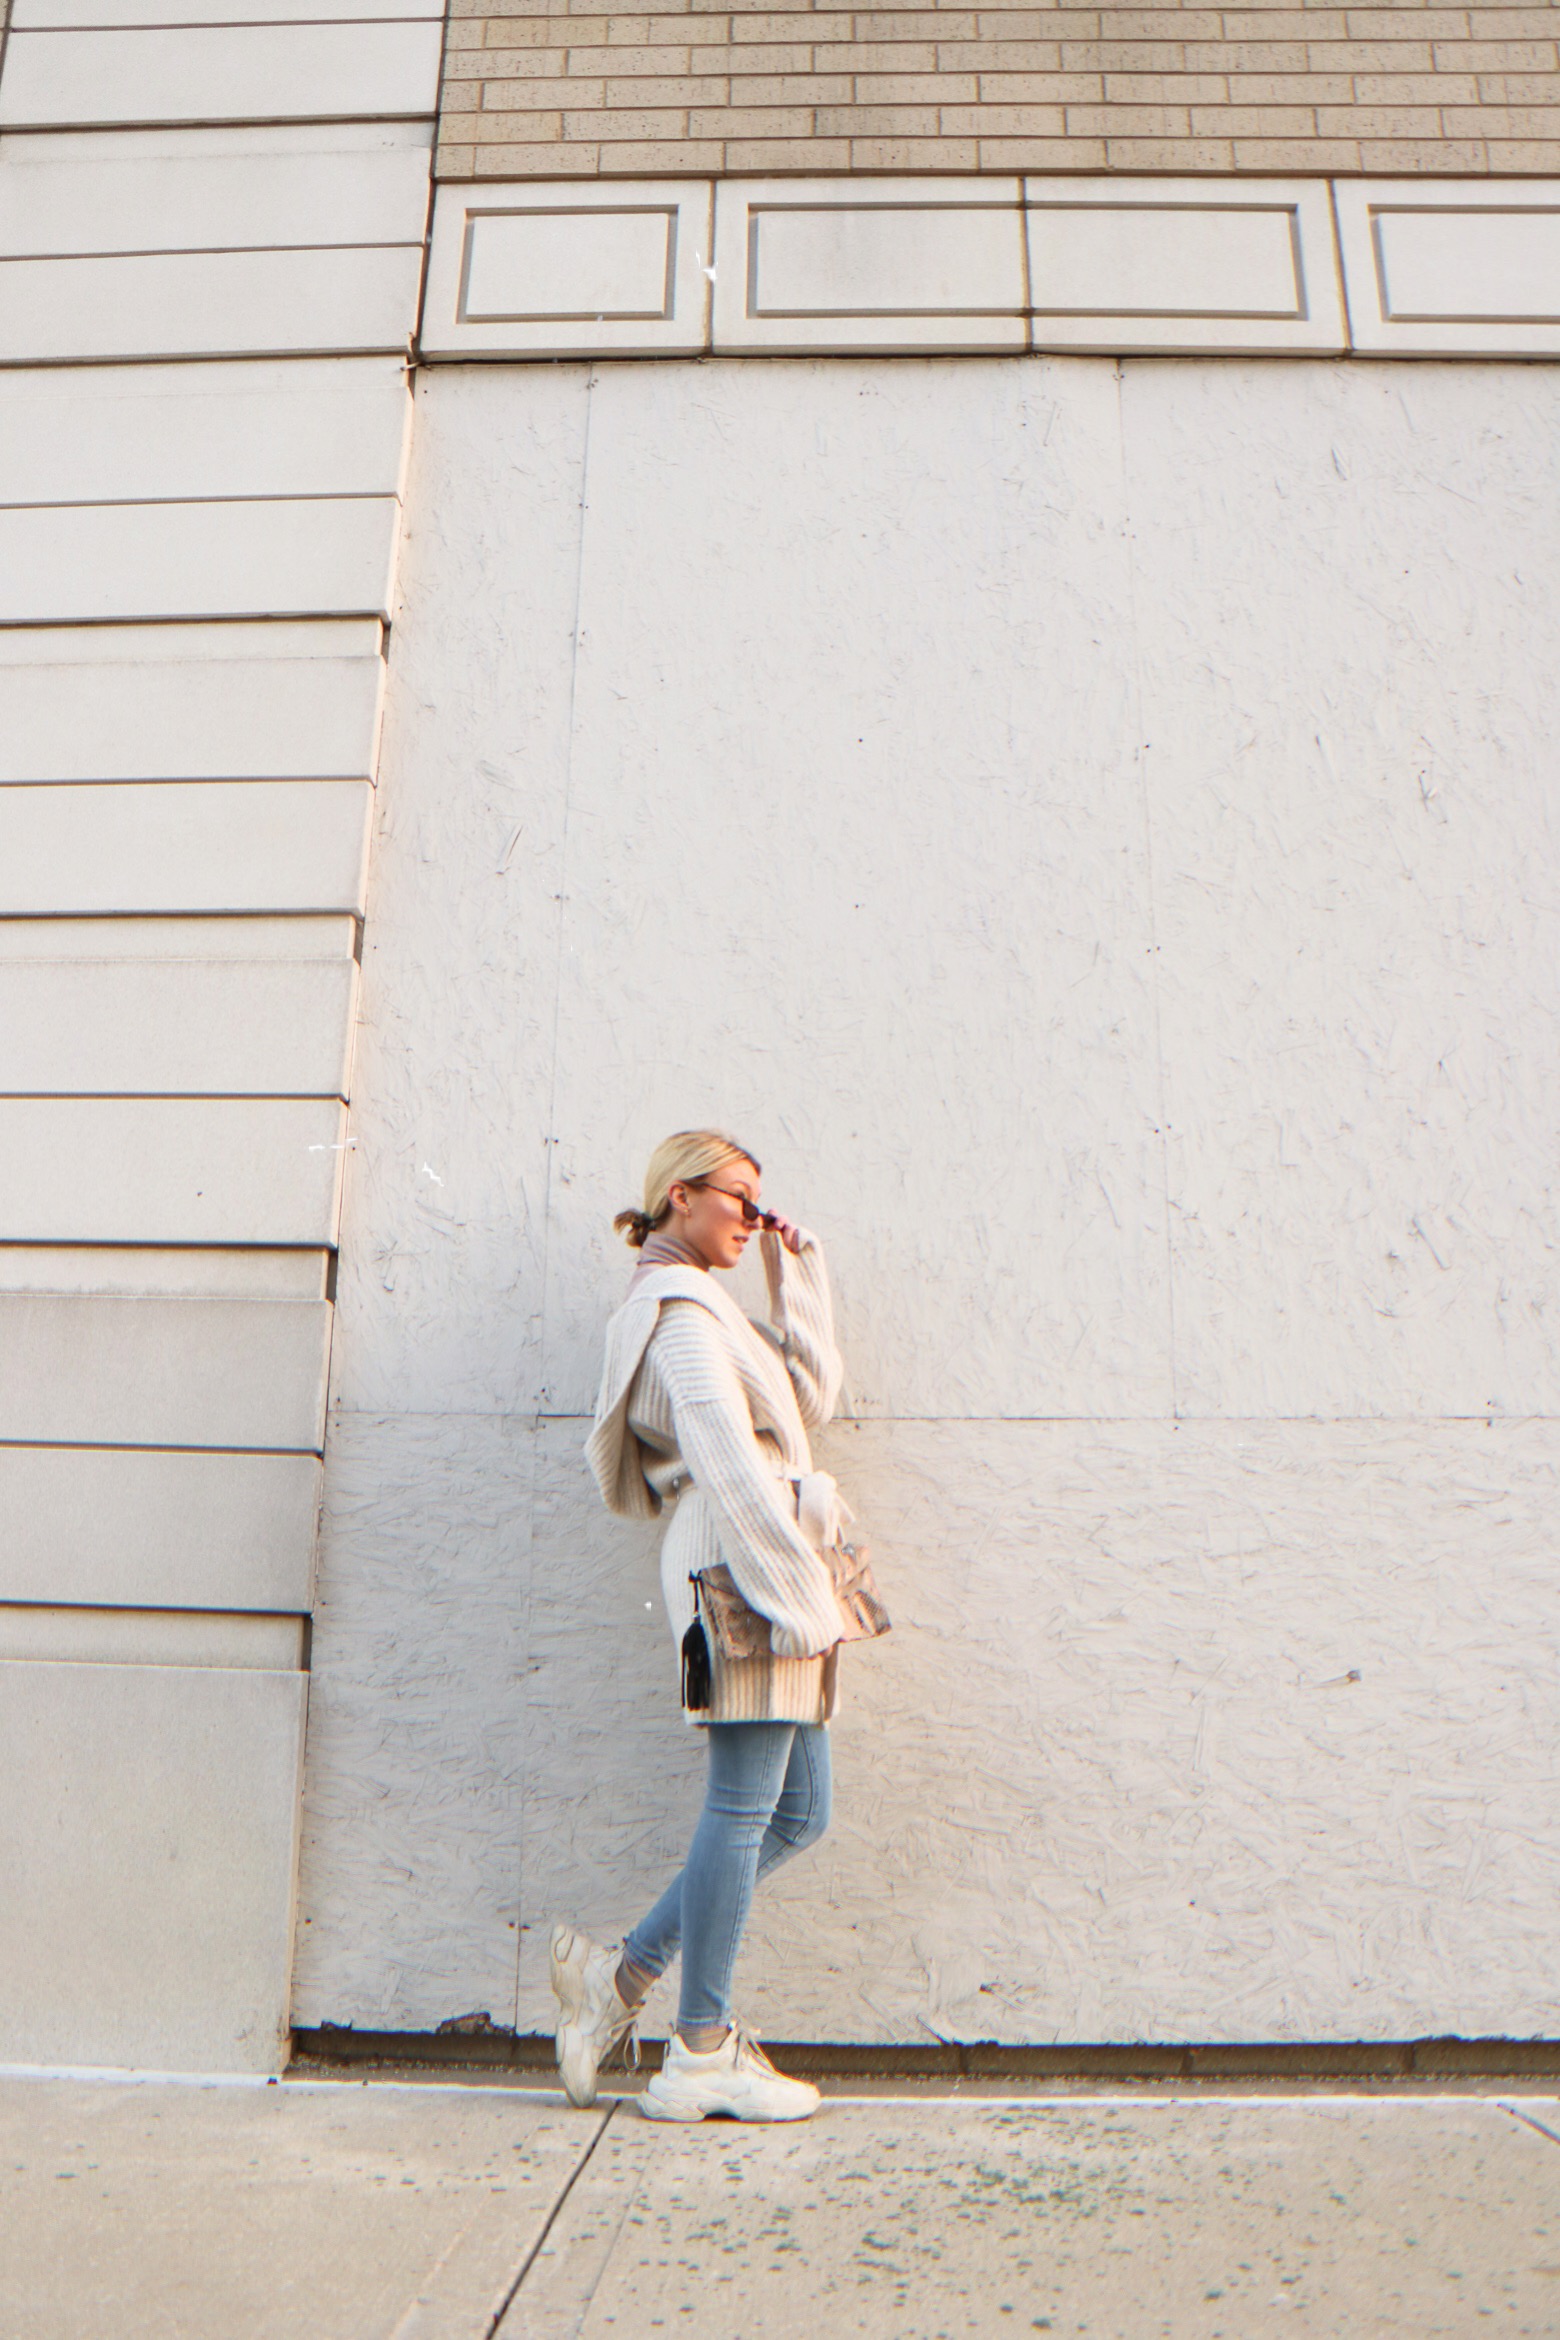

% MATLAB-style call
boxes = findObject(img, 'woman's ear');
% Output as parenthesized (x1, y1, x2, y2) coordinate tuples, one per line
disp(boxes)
(667, 1180, 689, 1219)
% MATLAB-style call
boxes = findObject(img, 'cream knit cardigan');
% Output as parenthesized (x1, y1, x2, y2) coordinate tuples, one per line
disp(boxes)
(584, 1231, 847, 1724)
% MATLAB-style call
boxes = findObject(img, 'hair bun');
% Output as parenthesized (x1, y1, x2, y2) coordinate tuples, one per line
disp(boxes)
(612, 1204, 654, 1249)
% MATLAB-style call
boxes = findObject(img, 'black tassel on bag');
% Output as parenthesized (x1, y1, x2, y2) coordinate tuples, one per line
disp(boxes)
(681, 1616, 711, 1710)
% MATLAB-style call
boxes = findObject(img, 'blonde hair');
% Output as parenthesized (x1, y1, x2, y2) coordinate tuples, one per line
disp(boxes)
(613, 1129, 760, 1249)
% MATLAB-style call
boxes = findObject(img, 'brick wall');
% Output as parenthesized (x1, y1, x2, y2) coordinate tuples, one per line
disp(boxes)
(435, 0, 1560, 178)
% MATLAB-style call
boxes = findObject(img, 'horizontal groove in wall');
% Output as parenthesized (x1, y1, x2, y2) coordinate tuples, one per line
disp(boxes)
(293, 2027, 1560, 2085)
(0, 1244, 330, 1298)
(0, 1600, 306, 1668)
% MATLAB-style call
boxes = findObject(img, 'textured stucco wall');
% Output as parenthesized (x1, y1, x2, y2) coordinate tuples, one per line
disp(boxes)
(295, 353, 1560, 2044)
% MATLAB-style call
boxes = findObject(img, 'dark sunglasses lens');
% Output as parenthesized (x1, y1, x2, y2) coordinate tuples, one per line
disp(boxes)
(742, 1200, 762, 1224)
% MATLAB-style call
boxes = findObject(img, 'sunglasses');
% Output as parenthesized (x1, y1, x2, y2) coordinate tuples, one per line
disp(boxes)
(691, 1181, 779, 1230)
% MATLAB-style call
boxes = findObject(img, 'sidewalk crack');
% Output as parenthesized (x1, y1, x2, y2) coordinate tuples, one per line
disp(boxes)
(1499, 2102, 1560, 2150)
(485, 2103, 616, 2337)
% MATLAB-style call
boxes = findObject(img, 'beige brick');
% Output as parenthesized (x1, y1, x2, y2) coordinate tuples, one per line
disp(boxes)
(483, 69, 590, 98)
(602, 69, 714, 95)
(1103, 131, 1236, 159)
(978, 130, 1110, 156)
(477, 48, 570, 74)
(566, 42, 693, 68)
(848, 131, 982, 158)
(1356, 132, 1489, 159)
(1487, 134, 1560, 160)
(730, 69, 854, 94)
(1316, 99, 1442, 123)
(979, 65, 1104, 87)
(1444, 97, 1560, 123)
(721, 133, 853, 162)
(1305, 36, 1439, 64)
(833, 40, 941, 65)
(1093, 10, 1221, 35)
(1103, 67, 1230, 93)
(482, 16, 569, 42)
(1066, 37, 1189, 63)
(1223, 10, 1347, 33)
(1190, 99, 1320, 123)
(1437, 37, 1560, 63)
(443, 20, 491, 51)
(1229, 132, 1361, 159)
(1064, 98, 1193, 124)
(1227, 67, 1353, 91)
(855, 67, 976, 90)
(814, 97, 944, 122)
(866, 10, 979, 33)
(940, 95, 1069, 118)
(946, 37, 1067, 61)
(436, 110, 484, 139)
(1463, 6, 1560, 30)
(977, 9, 1077, 32)
(1354, 66, 1480, 91)
(563, 101, 690, 126)
(689, 99, 820, 124)
(703, 42, 817, 68)
(1343, 8, 1470, 31)
(735, 8, 854, 32)
(1479, 68, 1560, 95)
(434, 143, 479, 173)
(470, 133, 573, 162)
(595, 136, 727, 161)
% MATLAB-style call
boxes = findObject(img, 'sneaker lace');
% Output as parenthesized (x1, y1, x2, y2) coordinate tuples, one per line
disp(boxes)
(731, 2024, 778, 2076)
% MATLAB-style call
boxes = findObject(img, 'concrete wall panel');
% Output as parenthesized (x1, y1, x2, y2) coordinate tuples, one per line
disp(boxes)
(0, 622, 384, 785)
(0, 1295, 331, 1449)
(0, 497, 399, 626)
(0, 1246, 328, 1299)
(0, 1660, 306, 2071)
(303, 353, 1560, 2044)
(0, 122, 433, 256)
(0, 22, 445, 128)
(0, 1447, 320, 1611)
(0, 781, 373, 914)
(0, 360, 410, 506)
(0, 244, 423, 365)
(1123, 359, 1560, 1420)
(15, 0, 440, 23)
(0, 1097, 347, 1244)
(298, 1411, 1560, 2042)
(0, 952, 358, 1096)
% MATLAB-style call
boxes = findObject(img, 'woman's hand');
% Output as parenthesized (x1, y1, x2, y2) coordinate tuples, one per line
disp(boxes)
(765, 1214, 804, 1255)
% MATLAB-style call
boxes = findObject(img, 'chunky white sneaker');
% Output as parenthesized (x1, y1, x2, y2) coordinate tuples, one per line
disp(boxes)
(549, 1924, 641, 2109)
(640, 2027, 821, 2124)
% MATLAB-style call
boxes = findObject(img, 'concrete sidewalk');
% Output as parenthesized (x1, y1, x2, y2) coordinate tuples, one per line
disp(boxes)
(1, 2071, 1556, 2339)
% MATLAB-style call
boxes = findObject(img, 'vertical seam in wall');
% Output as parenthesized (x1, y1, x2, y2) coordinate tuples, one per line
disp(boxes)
(1114, 359, 1179, 1423)
(514, 360, 595, 2030)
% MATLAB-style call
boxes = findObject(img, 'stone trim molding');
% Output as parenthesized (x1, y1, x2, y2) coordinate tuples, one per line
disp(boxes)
(422, 173, 1560, 362)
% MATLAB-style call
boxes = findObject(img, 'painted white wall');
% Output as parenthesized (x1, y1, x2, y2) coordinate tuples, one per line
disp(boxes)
(292, 350, 1557, 2043)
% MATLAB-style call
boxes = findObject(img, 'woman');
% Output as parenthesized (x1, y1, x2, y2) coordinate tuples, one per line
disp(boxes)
(550, 1129, 859, 2123)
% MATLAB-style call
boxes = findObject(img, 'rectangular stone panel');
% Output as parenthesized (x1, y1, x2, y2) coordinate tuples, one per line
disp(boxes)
(714, 178, 1028, 354)
(1024, 177, 1346, 354)
(1336, 181, 1560, 357)
(0, 1609, 304, 1666)
(0, 1294, 331, 1448)
(15, 0, 440, 20)
(0, 947, 358, 1097)
(0, 360, 409, 506)
(0, 22, 445, 129)
(421, 180, 714, 360)
(0, 781, 373, 913)
(0, 1660, 307, 2070)
(0, 1097, 348, 1244)
(0, 245, 423, 365)
(0, 1447, 320, 1610)
(0, 1246, 328, 1298)
(0, 122, 433, 257)
(0, 621, 384, 785)
(0, 498, 399, 626)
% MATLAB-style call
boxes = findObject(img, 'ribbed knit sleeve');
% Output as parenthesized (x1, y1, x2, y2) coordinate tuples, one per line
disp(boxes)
(760, 1230, 843, 1432)
(649, 1300, 844, 1660)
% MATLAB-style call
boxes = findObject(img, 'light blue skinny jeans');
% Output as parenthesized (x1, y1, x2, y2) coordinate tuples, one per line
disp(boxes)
(622, 1722, 832, 2033)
